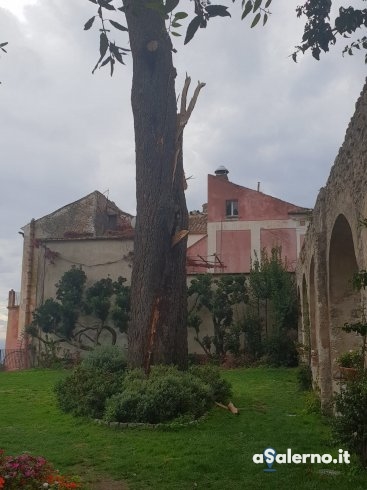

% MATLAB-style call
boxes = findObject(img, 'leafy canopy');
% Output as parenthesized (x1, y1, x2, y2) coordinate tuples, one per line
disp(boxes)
(84, 0, 367, 76)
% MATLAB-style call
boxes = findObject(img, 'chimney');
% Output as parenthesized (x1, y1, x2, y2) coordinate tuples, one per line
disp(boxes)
(8, 289, 16, 308)
(214, 165, 229, 180)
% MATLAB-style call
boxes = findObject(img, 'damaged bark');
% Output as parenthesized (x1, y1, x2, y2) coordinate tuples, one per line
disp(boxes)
(123, 0, 204, 370)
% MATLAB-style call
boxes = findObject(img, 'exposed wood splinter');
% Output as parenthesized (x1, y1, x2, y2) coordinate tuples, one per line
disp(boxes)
(171, 229, 189, 247)
(215, 401, 239, 415)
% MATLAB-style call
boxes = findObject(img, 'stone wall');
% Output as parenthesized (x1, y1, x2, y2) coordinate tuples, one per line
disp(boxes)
(297, 78, 367, 411)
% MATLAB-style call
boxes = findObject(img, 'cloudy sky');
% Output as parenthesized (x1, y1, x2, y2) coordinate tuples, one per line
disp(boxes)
(0, 0, 365, 348)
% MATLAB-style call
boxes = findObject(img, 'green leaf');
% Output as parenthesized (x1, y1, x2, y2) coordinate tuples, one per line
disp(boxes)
(265, 0, 272, 8)
(99, 32, 109, 58)
(241, 1, 253, 20)
(171, 31, 181, 36)
(253, 0, 262, 13)
(100, 55, 112, 67)
(110, 43, 126, 64)
(109, 20, 128, 31)
(84, 16, 96, 31)
(98, 0, 115, 10)
(0, 42, 8, 48)
(251, 12, 261, 28)
(184, 15, 201, 45)
(110, 57, 115, 76)
(206, 5, 231, 18)
(165, 0, 179, 14)
(171, 21, 181, 28)
(263, 12, 268, 25)
(174, 12, 188, 20)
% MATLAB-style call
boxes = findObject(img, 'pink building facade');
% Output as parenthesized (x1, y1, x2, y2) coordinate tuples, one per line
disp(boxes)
(187, 167, 310, 274)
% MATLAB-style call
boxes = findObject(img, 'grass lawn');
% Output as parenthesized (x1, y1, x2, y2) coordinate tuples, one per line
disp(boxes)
(0, 367, 365, 489)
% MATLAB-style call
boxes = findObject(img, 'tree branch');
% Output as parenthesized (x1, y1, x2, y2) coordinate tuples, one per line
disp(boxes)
(172, 74, 206, 188)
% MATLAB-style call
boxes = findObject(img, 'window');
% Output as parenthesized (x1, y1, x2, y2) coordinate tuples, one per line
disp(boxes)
(226, 199, 238, 217)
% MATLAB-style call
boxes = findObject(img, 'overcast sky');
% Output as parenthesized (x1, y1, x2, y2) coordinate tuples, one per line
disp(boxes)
(0, 0, 366, 348)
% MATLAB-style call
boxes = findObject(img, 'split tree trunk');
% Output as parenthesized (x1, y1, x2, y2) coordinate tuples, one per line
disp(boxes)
(123, 0, 189, 370)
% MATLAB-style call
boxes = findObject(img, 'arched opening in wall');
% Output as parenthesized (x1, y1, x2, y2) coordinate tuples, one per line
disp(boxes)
(302, 275, 311, 365)
(329, 214, 361, 369)
(309, 257, 317, 370)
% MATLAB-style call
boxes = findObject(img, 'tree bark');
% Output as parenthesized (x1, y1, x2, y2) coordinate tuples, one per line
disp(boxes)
(123, 0, 189, 370)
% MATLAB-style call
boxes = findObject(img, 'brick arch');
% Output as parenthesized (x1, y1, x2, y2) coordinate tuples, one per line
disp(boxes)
(328, 214, 361, 372)
(329, 214, 358, 302)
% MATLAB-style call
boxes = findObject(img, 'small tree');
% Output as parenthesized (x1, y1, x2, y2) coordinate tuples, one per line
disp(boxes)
(27, 266, 130, 353)
(245, 247, 298, 366)
(187, 274, 247, 358)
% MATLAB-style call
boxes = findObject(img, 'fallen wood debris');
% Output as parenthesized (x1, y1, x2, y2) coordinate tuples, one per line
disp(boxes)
(215, 401, 239, 415)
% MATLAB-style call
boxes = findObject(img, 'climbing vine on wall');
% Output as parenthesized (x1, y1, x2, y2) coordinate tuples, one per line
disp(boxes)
(26, 266, 130, 353)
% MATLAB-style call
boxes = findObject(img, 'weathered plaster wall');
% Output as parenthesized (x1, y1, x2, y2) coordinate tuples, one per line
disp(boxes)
(187, 236, 208, 275)
(15, 192, 134, 353)
(215, 229, 251, 273)
(260, 228, 297, 269)
(208, 175, 303, 221)
(297, 79, 367, 410)
(38, 238, 133, 303)
(206, 174, 309, 272)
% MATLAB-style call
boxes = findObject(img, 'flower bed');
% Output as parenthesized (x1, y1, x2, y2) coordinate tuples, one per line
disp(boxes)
(0, 450, 82, 489)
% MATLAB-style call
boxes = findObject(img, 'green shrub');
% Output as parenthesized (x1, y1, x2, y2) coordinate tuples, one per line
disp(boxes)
(296, 363, 313, 391)
(333, 373, 367, 466)
(336, 350, 363, 368)
(54, 366, 122, 418)
(104, 365, 230, 424)
(188, 364, 232, 402)
(81, 345, 127, 373)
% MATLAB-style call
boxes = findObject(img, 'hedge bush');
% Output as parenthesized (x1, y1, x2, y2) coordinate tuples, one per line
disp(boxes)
(81, 345, 127, 373)
(54, 366, 123, 418)
(104, 366, 213, 424)
(55, 360, 232, 424)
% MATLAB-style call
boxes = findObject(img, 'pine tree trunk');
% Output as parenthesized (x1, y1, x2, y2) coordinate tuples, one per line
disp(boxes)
(123, 0, 188, 370)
